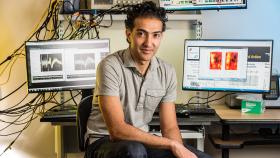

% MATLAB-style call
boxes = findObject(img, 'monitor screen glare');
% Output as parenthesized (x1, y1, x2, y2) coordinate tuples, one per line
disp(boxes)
(183, 39, 273, 93)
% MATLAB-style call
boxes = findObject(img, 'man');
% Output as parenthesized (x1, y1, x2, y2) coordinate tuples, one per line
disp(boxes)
(86, 1, 212, 158)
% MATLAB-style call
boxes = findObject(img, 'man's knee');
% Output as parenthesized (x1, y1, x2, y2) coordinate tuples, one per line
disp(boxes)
(116, 141, 147, 158)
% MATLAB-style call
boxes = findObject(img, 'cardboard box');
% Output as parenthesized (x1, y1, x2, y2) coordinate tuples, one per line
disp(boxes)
(241, 100, 265, 114)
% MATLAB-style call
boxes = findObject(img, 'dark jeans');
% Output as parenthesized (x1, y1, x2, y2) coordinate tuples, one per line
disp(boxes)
(85, 136, 212, 158)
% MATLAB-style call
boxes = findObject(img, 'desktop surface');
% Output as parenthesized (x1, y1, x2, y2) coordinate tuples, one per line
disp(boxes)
(210, 104, 280, 124)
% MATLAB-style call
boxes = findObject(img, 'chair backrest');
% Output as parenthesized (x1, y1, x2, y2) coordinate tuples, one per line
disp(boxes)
(77, 95, 93, 151)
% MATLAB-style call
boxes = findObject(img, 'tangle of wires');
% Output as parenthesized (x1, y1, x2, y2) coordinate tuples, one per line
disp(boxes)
(34, 0, 61, 41)
(0, 1, 142, 156)
(0, 88, 81, 156)
(62, 4, 130, 40)
(182, 92, 236, 107)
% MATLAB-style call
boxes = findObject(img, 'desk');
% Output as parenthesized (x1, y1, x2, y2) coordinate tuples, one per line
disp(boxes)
(41, 115, 76, 158)
(41, 113, 219, 158)
(209, 104, 280, 158)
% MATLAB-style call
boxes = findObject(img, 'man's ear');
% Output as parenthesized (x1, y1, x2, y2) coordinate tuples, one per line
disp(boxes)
(126, 29, 132, 43)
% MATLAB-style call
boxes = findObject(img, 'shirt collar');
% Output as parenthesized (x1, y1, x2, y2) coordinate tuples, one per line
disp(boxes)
(123, 48, 136, 68)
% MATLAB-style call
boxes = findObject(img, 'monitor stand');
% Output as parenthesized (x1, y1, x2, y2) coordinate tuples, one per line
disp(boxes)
(57, 91, 76, 111)
(50, 91, 78, 112)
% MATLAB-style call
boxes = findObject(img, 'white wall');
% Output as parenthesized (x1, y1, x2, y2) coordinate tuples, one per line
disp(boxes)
(201, 0, 280, 74)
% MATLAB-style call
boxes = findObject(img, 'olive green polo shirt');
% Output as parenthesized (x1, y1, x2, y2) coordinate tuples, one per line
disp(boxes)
(86, 48, 177, 142)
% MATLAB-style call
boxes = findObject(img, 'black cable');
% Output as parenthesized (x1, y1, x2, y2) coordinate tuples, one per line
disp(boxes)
(91, 4, 122, 21)
(61, 14, 75, 39)
(186, 92, 235, 106)
(35, 0, 59, 41)
(0, 82, 26, 102)
(0, 46, 23, 63)
(94, 25, 100, 39)
(0, 108, 37, 156)
(0, 93, 41, 115)
(0, 57, 13, 76)
(0, 47, 24, 67)
(0, 53, 21, 86)
(70, 91, 78, 106)
(0, 55, 13, 66)
(50, 92, 60, 104)
(0, 108, 31, 132)
(47, 91, 81, 111)
(184, 92, 217, 106)
(3, 93, 29, 111)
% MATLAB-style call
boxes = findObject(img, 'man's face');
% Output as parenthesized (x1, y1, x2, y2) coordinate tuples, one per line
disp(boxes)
(126, 17, 163, 64)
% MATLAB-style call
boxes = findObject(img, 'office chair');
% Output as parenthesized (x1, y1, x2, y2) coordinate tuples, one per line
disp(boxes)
(77, 94, 93, 152)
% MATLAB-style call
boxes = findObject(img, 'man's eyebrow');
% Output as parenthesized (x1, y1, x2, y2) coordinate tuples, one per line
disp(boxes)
(136, 29, 162, 34)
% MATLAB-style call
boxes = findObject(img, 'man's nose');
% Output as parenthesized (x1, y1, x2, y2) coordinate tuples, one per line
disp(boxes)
(143, 35, 153, 46)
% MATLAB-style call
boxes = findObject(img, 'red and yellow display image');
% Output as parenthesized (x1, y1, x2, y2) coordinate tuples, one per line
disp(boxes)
(225, 52, 238, 70)
(210, 52, 222, 70)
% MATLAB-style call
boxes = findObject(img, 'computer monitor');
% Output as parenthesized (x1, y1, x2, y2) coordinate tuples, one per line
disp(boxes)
(25, 39, 110, 93)
(183, 39, 273, 93)
(159, 0, 247, 11)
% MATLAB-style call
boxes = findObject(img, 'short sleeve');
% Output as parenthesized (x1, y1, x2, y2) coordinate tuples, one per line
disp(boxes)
(95, 57, 121, 97)
(161, 66, 177, 103)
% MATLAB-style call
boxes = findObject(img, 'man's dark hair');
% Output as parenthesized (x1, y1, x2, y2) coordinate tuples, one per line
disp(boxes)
(125, 1, 168, 32)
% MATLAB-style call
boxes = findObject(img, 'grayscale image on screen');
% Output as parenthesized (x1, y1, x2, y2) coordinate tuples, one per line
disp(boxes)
(74, 53, 95, 70)
(40, 54, 63, 72)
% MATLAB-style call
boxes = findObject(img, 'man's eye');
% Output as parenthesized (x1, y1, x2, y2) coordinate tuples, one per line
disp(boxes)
(137, 32, 145, 37)
(154, 33, 161, 38)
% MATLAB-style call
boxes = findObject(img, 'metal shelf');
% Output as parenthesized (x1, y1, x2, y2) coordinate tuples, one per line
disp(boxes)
(58, 13, 201, 21)
(103, 14, 201, 21)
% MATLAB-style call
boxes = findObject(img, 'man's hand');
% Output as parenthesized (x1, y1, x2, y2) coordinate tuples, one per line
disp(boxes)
(170, 140, 197, 158)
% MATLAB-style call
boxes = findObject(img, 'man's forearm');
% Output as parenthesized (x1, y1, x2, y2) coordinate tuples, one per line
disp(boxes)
(110, 122, 174, 149)
(161, 126, 183, 144)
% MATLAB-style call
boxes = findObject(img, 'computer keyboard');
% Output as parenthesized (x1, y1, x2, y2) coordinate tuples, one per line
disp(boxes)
(175, 104, 216, 116)
(153, 104, 216, 118)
